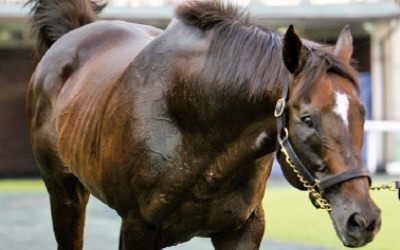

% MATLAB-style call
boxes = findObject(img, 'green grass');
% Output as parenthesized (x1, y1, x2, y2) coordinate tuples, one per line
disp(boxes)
(0, 178, 398, 249)
(263, 183, 400, 249)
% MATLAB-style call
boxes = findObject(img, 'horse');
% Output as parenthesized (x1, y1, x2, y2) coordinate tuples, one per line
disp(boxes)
(26, 0, 381, 249)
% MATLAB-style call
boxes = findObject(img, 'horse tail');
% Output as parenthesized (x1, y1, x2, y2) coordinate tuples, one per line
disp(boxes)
(27, 0, 106, 61)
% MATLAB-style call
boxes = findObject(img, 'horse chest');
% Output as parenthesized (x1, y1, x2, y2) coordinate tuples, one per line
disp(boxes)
(151, 183, 260, 242)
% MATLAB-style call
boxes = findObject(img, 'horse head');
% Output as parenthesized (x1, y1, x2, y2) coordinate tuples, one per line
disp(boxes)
(277, 25, 381, 247)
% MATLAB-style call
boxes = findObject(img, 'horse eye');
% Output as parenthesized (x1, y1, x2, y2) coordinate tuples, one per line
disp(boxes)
(301, 116, 313, 127)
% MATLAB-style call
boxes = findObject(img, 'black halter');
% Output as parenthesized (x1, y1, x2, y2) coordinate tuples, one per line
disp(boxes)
(275, 74, 371, 209)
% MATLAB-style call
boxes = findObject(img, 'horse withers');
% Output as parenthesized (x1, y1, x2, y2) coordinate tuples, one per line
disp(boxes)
(26, 0, 380, 249)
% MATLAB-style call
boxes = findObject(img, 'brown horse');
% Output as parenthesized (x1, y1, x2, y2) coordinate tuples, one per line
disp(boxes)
(26, 0, 381, 249)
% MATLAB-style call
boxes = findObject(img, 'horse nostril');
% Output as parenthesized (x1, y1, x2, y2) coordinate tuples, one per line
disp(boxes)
(366, 215, 381, 233)
(347, 213, 366, 233)
(366, 219, 377, 232)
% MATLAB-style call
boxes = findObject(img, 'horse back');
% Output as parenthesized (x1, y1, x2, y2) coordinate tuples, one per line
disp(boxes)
(32, 20, 161, 92)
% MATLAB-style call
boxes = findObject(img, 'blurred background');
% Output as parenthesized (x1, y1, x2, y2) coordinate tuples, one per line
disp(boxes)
(1, 0, 400, 178)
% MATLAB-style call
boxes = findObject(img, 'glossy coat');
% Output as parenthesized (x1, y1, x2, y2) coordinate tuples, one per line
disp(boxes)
(26, 1, 380, 249)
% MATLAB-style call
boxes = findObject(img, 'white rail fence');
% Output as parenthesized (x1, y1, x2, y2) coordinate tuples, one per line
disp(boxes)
(364, 120, 400, 174)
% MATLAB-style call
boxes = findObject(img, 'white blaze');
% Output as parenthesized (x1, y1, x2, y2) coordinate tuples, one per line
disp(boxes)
(333, 92, 349, 127)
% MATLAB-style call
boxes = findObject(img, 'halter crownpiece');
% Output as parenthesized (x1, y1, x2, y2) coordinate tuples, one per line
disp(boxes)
(275, 74, 371, 210)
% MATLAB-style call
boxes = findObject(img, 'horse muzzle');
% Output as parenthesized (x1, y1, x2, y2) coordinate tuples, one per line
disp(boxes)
(330, 199, 381, 248)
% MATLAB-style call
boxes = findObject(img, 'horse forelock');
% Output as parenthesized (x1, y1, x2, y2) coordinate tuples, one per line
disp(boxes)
(292, 42, 360, 100)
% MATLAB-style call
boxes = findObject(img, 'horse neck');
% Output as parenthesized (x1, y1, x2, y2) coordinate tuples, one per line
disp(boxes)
(159, 24, 288, 160)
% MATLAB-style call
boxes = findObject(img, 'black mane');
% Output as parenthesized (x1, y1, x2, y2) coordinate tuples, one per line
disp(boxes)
(177, 0, 359, 99)
(176, 0, 249, 31)
(176, 0, 286, 99)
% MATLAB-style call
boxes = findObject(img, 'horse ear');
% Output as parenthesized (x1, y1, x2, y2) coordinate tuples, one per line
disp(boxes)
(283, 25, 304, 74)
(334, 25, 353, 64)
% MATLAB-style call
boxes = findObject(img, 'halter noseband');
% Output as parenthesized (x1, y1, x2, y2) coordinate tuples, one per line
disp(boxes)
(275, 74, 371, 210)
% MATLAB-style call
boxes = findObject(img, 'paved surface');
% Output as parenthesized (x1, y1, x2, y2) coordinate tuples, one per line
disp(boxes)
(0, 189, 331, 250)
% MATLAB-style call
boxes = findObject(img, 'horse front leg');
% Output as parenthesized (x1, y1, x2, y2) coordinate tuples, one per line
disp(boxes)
(43, 174, 90, 250)
(210, 204, 265, 250)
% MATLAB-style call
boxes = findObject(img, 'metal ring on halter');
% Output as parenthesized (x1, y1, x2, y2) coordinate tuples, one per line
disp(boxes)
(274, 98, 286, 117)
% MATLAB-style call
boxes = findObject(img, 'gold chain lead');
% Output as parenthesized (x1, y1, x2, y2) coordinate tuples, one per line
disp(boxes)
(370, 181, 400, 191)
(278, 138, 332, 211)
